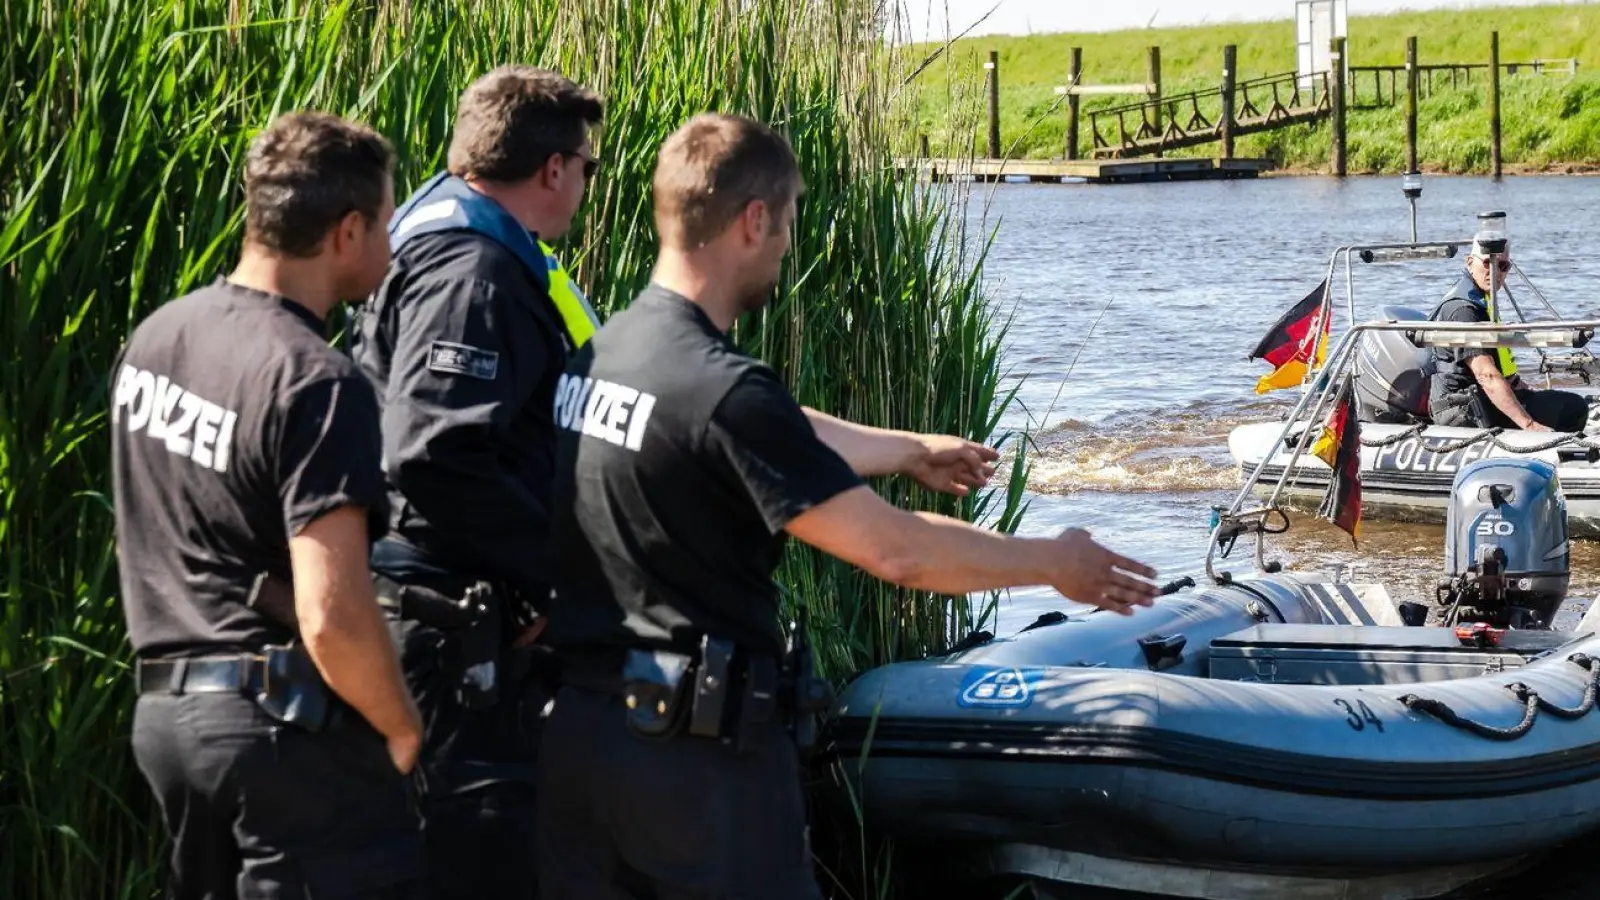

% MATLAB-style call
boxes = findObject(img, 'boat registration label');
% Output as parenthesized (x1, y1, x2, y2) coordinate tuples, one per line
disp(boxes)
(1370, 434, 1496, 475)
(958, 666, 1046, 708)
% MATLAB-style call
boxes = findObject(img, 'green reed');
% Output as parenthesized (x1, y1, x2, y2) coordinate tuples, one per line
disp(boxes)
(1, 2, 1019, 896)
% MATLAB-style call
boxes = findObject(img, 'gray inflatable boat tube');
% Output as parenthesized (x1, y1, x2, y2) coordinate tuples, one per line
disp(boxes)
(825, 574, 1600, 873)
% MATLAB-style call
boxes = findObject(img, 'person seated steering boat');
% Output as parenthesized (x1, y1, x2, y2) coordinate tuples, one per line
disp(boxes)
(1426, 240, 1588, 434)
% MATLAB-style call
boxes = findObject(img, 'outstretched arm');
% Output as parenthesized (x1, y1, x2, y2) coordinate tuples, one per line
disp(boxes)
(708, 373, 1154, 612)
(801, 407, 999, 496)
(784, 485, 1157, 612)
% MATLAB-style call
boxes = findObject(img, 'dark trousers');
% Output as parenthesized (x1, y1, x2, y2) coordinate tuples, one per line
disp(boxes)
(132, 692, 427, 899)
(536, 683, 822, 900)
(1432, 386, 1590, 433)
(389, 612, 553, 900)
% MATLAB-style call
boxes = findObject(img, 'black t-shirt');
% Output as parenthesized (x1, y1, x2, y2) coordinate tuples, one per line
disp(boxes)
(110, 278, 389, 658)
(353, 230, 567, 598)
(544, 285, 864, 658)
(1429, 273, 1497, 402)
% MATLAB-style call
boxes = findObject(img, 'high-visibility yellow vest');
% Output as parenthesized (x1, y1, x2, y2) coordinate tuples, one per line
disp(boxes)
(540, 240, 600, 349)
(1484, 290, 1518, 378)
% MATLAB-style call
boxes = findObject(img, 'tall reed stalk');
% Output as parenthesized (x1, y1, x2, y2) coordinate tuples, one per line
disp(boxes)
(1, 2, 1020, 896)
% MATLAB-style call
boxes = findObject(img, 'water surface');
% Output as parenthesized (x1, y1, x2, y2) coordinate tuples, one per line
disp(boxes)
(964, 174, 1600, 898)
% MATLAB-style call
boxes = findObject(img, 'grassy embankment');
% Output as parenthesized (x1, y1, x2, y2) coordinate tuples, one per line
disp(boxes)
(907, 2, 1600, 173)
(0, 2, 1020, 897)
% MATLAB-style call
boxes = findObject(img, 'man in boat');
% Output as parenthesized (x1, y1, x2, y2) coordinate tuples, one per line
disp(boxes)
(534, 112, 1161, 899)
(1426, 240, 1589, 433)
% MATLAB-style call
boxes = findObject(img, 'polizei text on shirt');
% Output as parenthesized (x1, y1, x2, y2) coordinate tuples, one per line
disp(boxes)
(553, 373, 657, 451)
(113, 364, 239, 472)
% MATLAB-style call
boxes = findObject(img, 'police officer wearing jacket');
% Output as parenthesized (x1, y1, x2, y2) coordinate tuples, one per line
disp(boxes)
(1427, 238, 1589, 433)
(351, 65, 603, 899)
(536, 112, 1161, 899)
(111, 111, 426, 898)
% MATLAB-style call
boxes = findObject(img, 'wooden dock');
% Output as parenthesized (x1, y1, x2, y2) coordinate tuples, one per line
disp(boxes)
(895, 157, 1275, 185)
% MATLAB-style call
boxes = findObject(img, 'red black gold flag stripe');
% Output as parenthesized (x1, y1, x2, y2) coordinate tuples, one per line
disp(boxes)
(1314, 380, 1363, 545)
(1249, 279, 1331, 394)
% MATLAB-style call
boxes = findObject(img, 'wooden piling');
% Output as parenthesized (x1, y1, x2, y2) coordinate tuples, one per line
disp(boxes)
(1405, 36, 1419, 174)
(1490, 30, 1503, 180)
(986, 50, 1001, 159)
(1148, 46, 1163, 157)
(1220, 45, 1237, 160)
(1331, 37, 1347, 177)
(1066, 46, 1083, 161)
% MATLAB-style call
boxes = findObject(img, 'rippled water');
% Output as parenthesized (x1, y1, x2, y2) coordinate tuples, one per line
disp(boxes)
(963, 174, 1600, 898)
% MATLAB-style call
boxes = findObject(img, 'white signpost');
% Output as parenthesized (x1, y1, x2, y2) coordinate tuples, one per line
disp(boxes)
(1296, 0, 1349, 91)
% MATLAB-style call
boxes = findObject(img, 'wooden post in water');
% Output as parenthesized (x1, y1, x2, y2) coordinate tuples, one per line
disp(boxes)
(1405, 36, 1419, 174)
(1066, 47, 1083, 160)
(1220, 44, 1237, 160)
(1147, 45, 1164, 157)
(985, 50, 1001, 159)
(1490, 30, 1503, 180)
(1331, 37, 1347, 177)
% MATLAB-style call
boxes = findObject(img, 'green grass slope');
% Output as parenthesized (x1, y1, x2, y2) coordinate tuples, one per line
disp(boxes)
(905, 2, 1600, 172)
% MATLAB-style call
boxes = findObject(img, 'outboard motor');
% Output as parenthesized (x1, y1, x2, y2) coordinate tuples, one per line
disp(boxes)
(1437, 458, 1569, 629)
(1353, 305, 1434, 424)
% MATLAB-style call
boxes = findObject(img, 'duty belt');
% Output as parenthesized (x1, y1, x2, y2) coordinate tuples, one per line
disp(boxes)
(136, 654, 270, 695)
(135, 647, 343, 732)
(557, 639, 823, 756)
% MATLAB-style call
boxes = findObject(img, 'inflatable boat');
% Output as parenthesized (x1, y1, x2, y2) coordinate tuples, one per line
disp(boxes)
(823, 326, 1600, 898)
(1227, 206, 1600, 535)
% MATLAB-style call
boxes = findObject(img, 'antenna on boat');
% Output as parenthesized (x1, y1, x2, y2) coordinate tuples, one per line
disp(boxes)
(1403, 171, 1423, 243)
(1354, 173, 1456, 263)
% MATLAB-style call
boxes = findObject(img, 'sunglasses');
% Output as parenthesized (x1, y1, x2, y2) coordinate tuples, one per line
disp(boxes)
(1475, 256, 1512, 272)
(566, 150, 600, 181)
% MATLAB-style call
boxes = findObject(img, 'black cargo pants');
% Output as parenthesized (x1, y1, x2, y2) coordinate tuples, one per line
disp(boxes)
(384, 580, 555, 900)
(132, 691, 426, 899)
(536, 682, 823, 900)
(1432, 385, 1590, 433)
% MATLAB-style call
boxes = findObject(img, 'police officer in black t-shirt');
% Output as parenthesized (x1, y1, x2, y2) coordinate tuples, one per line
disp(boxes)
(1427, 238, 1588, 433)
(110, 112, 425, 898)
(537, 113, 1160, 900)
(351, 66, 603, 898)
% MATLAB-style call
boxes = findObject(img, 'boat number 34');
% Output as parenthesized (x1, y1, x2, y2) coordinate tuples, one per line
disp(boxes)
(1334, 698, 1385, 732)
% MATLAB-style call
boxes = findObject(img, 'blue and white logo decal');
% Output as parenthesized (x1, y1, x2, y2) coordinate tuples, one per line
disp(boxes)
(957, 666, 1045, 708)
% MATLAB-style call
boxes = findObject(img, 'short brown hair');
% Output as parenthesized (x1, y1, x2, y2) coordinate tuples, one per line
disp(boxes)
(243, 111, 394, 258)
(652, 114, 804, 250)
(447, 66, 604, 182)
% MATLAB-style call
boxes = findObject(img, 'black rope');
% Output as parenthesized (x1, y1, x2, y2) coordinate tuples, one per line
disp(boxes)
(1356, 423, 1595, 454)
(1534, 654, 1600, 720)
(1425, 428, 1506, 454)
(1399, 684, 1540, 741)
(1399, 654, 1600, 739)
(1157, 576, 1195, 597)
(1358, 423, 1428, 448)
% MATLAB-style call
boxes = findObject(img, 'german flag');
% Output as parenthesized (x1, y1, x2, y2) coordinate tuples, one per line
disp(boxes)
(1314, 381, 1363, 544)
(1249, 279, 1330, 394)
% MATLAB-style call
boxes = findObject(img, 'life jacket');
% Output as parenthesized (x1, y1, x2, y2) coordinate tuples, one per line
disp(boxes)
(388, 172, 600, 350)
(539, 240, 599, 349)
(1429, 274, 1518, 380)
(1486, 290, 1519, 379)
